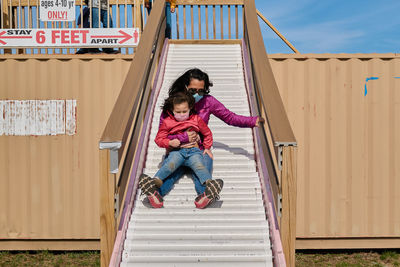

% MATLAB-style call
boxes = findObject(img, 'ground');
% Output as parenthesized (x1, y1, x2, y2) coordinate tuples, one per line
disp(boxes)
(0, 250, 399, 266)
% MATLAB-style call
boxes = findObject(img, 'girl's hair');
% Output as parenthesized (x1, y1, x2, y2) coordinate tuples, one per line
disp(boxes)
(162, 92, 195, 115)
(168, 68, 213, 96)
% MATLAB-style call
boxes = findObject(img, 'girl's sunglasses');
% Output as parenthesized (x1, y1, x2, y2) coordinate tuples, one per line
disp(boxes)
(188, 88, 206, 96)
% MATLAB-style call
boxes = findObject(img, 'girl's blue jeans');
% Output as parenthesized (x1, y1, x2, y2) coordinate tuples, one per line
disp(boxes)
(157, 148, 213, 196)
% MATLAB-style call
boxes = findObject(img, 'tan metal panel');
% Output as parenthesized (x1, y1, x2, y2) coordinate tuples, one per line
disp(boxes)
(269, 55, 400, 241)
(0, 58, 131, 241)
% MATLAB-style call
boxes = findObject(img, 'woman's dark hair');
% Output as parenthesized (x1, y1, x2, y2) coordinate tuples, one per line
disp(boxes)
(162, 92, 195, 115)
(168, 68, 213, 96)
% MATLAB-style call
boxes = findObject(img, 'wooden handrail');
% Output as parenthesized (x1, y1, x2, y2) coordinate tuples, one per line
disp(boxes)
(100, 1, 164, 144)
(243, 0, 295, 145)
(8, 0, 136, 6)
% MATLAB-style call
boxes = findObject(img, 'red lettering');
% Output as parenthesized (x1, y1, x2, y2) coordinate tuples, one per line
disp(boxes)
(61, 30, 69, 44)
(48, 11, 52, 19)
(36, 30, 45, 44)
(51, 30, 60, 43)
(71, 30, 79, 44)
(80, 30, 89, 43)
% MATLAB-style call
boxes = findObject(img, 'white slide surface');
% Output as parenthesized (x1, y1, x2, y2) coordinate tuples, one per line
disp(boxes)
(120, 44, 273, 267)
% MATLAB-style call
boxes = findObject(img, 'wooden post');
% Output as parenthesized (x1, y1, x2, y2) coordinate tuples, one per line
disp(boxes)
(2, 0, 11, 54)
(134, 0, 142, 31)
(280, 146, 297, 267)
(100, 149, 116, 267)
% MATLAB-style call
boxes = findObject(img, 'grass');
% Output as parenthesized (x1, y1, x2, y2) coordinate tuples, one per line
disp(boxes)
(0, 250, 399, 266)
(0, 251, 100, 267)
(296, 250, 400, 267)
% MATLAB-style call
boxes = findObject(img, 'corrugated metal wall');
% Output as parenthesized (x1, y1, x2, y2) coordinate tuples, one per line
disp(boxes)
(1, 54, 399, 249)
(0, 57, 131, 242)
(269, 54, 400, 239)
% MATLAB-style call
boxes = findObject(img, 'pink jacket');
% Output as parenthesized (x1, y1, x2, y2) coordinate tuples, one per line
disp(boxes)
(155, 113, 212, 149)
(159, 95, 257, 144)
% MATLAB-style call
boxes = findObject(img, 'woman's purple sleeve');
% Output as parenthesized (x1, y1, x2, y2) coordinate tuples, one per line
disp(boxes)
(159, 111, 189, 142)
(210, 96, 258, 127)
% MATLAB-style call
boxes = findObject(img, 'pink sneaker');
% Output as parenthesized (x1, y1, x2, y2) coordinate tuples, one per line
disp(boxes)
(194, 179, 223, 209)
(147, 191, 164, 209)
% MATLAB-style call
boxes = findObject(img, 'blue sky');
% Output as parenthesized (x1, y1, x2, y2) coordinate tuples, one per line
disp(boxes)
(256, 0, 400, 54)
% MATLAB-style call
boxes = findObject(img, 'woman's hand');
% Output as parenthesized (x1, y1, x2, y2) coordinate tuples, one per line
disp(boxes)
(203, 149, 213, 159)
(187, 130, 200, 143)
(255, 117, 265, 127)
(169, 139, 180, 148)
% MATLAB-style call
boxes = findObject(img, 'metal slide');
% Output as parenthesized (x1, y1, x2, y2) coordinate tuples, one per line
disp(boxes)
(117, 43, 283, 267)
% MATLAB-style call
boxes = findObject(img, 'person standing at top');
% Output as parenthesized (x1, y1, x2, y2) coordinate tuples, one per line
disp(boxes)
(90, 0, 119, 53)
(145, 0, 176, 38)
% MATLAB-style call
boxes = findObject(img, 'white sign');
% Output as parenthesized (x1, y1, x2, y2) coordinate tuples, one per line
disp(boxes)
(40, 0, 75, 21)
(0, 28, 140, 47)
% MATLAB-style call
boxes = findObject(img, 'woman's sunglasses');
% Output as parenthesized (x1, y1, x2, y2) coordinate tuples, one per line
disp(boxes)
(187, 88, 206, 96)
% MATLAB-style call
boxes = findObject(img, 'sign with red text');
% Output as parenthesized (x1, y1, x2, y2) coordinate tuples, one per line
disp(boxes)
(40, 0, 75, 21)
(0, 28, 140, 47)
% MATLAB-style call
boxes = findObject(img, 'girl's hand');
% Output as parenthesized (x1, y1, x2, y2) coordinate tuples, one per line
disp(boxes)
(169, 139, 180, 148)
(255, 117, 265, 127)
(187, 131, 200, 143)
(203, 149, 213, 159)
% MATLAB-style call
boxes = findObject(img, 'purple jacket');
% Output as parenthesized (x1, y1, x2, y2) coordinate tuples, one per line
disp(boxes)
(159, 95, 258, 144)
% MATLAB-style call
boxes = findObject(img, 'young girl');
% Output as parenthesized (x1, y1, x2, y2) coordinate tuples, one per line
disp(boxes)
(139, 92, 223, 209)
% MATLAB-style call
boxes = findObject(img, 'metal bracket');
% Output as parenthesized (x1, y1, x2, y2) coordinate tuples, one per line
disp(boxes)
(275, 142, 297, 171)
(99, 141, 122, 174)
(114, 193, 119, 220)
(277, 146, 283, 171)
(278, 193, 282, 218)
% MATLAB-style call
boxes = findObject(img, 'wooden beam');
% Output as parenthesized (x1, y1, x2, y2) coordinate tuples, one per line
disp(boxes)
(0, 240, 100, 250)
(176, 0, 243, 4)
(169, 39, 241, 44)
(99, 149, 116, 267)
(256, 9, 299, 54)
(296, 238, 400, 250)
(280, 146, 297, 267)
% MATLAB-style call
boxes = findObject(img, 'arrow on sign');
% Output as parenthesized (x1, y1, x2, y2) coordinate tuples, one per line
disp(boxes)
(91, 30, 138, 44)
(0, 31, 33, 45)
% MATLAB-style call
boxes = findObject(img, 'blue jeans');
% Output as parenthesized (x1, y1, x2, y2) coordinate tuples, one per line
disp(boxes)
(159, 152, 213, 196)
(165, 2, 171, 38)
(92, 8, 113, 28)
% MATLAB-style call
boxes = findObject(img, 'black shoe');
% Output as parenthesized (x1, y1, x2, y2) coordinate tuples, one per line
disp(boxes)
(103, 48, 119, 54)
(75, 48, 88, 54)
(88, 48, 101, 54)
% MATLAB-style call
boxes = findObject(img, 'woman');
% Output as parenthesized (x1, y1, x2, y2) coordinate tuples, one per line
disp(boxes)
(157, 68, 264, 205)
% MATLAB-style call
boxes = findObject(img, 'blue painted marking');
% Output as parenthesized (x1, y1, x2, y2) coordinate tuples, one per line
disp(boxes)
(364, 77, 379, 96)
(395, 77, 400, 79)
